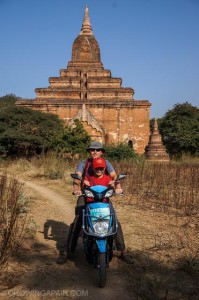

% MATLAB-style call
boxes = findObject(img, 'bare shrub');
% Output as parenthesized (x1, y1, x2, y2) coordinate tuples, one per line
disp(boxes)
(0, 174, 28, 270)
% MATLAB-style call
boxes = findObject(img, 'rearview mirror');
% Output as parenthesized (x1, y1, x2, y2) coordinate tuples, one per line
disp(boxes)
(117, 174, 126, 181)
(70, 173, 82, 181)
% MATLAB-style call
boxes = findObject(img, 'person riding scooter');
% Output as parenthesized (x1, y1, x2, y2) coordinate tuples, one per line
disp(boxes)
(57, 141, 128, 264)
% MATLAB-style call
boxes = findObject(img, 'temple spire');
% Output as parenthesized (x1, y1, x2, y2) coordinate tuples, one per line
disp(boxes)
(79, 5, 93, 35)
(153, 118, 158, 132)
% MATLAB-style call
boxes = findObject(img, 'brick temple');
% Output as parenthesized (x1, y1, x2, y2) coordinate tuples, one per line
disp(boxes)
(16, 6, 151, 154)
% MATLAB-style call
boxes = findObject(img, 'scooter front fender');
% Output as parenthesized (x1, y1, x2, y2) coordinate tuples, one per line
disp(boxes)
(96, 239, 106, 253)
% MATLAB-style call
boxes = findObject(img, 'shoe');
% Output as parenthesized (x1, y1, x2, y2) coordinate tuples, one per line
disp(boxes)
(56, 252, 67, 264)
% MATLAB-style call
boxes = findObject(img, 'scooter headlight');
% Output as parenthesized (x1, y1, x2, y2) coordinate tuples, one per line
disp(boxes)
(93, 220, 109, 236)
(104, 189, 114, 198)
(84, 190, 94, 198)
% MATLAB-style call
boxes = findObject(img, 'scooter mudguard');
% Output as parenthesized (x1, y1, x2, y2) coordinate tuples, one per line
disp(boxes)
(96, 239, 107, 253)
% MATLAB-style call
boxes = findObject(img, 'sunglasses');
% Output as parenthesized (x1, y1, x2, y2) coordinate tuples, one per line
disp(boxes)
(94, 167, 105, 171)
(90, 148, 102, 152)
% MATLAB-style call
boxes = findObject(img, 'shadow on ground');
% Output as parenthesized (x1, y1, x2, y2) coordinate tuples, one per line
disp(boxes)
(43, 219, 69, 255)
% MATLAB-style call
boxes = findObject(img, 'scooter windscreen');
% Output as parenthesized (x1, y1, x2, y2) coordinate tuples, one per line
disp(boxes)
(90, 185, 108, 193)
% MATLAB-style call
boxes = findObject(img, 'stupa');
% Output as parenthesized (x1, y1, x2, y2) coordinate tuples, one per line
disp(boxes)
(16, 6, 151, 154)
(145, 119, 170, 161)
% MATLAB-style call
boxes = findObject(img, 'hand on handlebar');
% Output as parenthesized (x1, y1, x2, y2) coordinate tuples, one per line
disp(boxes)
(83, 179, 91, 186)
(73, 190, 82, 196)
(115, 188, 123, 194)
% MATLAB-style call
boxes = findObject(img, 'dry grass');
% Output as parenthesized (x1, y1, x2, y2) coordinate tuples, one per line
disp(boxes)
(0, 153, 77, 181)
(112, 159, 199, 299)
(114, 160, 199, 216)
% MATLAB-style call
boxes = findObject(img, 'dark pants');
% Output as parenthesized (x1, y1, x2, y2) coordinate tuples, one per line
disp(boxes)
(67, 196, 126, 254)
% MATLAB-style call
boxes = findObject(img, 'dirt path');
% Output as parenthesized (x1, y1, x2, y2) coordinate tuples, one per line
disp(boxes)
(0, 179, 133, 300)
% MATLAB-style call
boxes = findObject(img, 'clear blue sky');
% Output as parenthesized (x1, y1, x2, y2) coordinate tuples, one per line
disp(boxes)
(0, 0, 199, 118)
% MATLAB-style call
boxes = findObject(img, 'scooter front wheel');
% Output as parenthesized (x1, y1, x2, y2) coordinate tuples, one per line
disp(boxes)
(96, 252, 107, 288)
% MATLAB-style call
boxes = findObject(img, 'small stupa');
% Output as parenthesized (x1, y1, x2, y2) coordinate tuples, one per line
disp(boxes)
(145, 118, 170, 161)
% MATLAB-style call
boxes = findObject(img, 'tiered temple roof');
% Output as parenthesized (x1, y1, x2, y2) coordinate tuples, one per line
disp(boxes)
(31, 5, 138, 105)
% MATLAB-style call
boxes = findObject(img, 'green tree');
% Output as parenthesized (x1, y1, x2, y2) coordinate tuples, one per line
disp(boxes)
(104, 143, 137, 161)
(0, 94, 17, 108)
(159, 102, 199, 157)
(0, 95, 91, 157)
(0, 95, 64, 156)
(52, 119, 91, 155)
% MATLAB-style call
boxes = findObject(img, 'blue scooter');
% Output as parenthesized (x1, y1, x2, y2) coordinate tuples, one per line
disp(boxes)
(70, 174, 126, 288)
